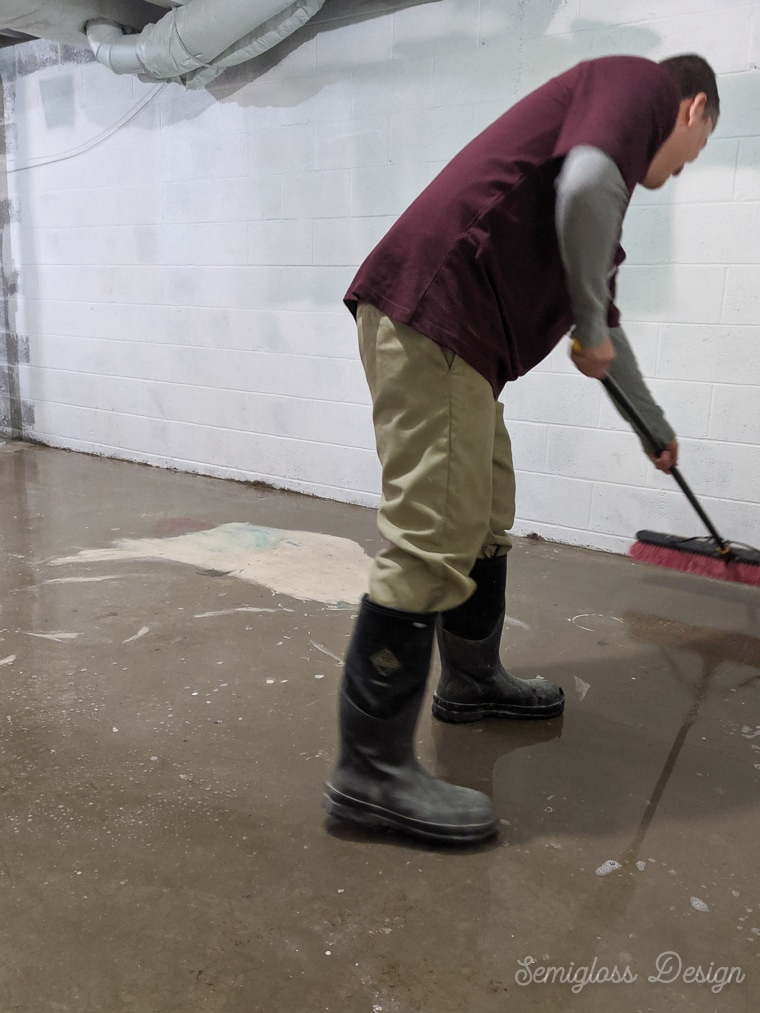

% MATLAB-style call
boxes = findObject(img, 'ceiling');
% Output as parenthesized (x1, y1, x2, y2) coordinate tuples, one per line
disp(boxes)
(0, 1, 177, 48)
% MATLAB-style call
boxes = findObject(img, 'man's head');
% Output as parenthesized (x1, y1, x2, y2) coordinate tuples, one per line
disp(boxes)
(641, 54, 719, 189)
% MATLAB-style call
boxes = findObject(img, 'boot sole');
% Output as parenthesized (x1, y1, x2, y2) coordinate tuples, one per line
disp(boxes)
(322, 784, 497, 845)
(432, 694, 565, 723)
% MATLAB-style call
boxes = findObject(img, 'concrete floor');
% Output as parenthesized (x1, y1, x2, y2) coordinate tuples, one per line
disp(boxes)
(1, 440, 758, 1013)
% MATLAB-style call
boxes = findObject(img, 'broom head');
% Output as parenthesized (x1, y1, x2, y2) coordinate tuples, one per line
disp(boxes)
(630, 530, 760, 588)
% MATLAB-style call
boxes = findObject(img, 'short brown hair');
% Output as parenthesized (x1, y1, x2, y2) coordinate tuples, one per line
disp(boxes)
(659, 54, 720, 125)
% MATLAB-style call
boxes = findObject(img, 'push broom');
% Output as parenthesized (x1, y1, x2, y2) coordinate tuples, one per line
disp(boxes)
(601, 375, 760, 588)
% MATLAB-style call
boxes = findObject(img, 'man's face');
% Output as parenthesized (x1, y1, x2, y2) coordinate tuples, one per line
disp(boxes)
(641, 93, 714, 189)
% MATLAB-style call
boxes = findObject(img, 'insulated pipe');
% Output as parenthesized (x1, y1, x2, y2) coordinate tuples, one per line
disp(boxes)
(184, 0, 325, 89)
(140, 0, 299, 78)
(87, 0, 318, 82)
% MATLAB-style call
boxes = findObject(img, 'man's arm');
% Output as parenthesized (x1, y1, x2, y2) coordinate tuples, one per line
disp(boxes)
(556, 146, 678, 471)
(555, 144, 628, 376)
(608, 326, 678, 472)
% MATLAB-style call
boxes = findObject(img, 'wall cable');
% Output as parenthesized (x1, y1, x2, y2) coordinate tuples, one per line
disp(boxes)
(6, 81, 169, 174)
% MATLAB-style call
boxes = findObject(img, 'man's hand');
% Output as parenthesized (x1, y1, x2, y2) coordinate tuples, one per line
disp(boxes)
(650, 439, 679, 474)
(571, 335, 616, 378)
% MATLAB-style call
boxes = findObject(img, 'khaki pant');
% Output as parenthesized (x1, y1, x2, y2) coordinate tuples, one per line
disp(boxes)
(358, 303, 515, 613)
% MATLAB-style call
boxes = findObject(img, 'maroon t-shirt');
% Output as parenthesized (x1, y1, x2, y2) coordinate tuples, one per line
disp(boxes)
(344, 56, 680, 396)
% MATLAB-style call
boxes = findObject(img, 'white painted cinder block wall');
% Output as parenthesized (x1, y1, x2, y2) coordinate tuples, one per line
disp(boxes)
(2, 0, 759, 554)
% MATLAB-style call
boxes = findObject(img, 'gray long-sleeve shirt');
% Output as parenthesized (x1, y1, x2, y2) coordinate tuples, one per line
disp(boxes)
(555, 145, 676, 450)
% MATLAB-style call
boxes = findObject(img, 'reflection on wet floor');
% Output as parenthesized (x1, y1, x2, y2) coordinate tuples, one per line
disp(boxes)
(1, 442, 758, 1012)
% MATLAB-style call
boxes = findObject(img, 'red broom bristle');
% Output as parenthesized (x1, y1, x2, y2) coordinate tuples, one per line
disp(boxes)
(630, 541, 760, 588)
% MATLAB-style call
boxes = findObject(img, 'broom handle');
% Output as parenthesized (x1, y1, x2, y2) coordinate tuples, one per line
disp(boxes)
(601, 375, 731, 553)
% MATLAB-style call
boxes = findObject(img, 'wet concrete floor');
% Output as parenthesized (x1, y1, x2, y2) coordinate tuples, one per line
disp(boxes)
(1, 440, 758, 1012)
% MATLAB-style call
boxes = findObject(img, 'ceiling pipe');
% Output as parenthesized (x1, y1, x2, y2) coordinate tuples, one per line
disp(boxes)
(86, 19, 142, 75)
(86, 0, 325, 86)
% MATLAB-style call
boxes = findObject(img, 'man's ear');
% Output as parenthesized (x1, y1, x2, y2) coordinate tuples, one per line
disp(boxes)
(687, 91, 708, 125)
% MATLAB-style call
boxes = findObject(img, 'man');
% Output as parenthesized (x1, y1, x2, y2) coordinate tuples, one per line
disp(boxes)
(324, 54, 719, 844)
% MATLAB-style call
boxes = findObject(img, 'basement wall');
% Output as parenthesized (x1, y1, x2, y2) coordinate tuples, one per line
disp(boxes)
(1, 0, 759, 553)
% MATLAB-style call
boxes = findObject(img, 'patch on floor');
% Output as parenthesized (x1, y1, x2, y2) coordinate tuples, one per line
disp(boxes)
(48, 521, 372, 606)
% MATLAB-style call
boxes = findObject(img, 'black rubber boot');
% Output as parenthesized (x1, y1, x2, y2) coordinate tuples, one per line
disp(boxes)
(433, 555, 565, 723)
(324, 596, 497, 844)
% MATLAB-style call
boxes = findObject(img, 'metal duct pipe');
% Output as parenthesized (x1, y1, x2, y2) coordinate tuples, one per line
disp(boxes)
(86, 19, 143, 75)
(86, 0, 325, 84)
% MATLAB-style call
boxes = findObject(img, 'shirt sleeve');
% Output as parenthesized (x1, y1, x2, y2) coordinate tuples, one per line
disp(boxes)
(555, 145, 629, 349)
(607, 325, 676, 452)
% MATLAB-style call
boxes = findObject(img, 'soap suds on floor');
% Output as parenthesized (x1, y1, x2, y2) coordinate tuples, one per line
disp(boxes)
(49, 522, 372, 606)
